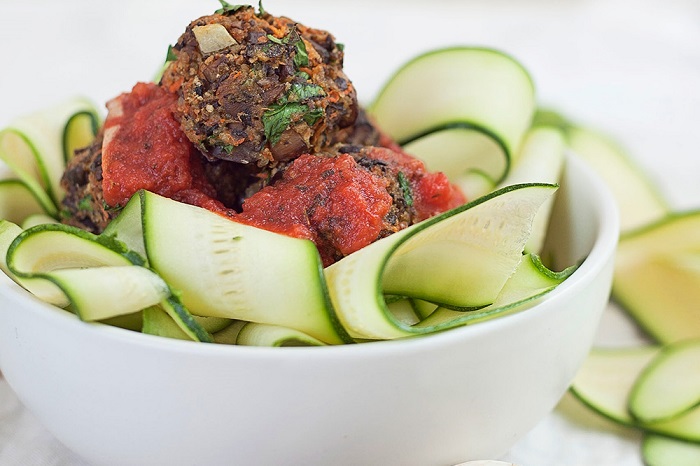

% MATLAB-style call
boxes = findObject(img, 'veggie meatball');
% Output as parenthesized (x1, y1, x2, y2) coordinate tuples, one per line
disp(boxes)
(160, 5, 358, 166)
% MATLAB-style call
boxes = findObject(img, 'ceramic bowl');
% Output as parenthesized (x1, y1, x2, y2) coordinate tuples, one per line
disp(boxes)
(0, 153, 618, 466)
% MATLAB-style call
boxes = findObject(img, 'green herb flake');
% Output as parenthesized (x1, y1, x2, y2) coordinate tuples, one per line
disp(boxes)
(215, 0, 247, 14)
(222, 144, 234, 154)
(101, 199, 124, 213)
(302, 107, 324, 127)
(336, 42, 345, 52)
(262, 101, 325, 145)
(78, 195, 93, 212)
(287, 82, 325, 102)
(165, 44, 177, 62)
(293, 37, 309, 68)
(264, 26, 309, 69)
(397, 172, 414, 207)
(262, 102, 307, 145)
(266, 34, 285, 45)
(257, 0, 266, 16)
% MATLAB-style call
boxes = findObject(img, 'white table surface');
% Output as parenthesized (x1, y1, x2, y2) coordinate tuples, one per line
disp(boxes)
(1, 0, 699, 464)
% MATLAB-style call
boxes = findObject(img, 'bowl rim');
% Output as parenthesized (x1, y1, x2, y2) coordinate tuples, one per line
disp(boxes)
(0, 152, 619, 360)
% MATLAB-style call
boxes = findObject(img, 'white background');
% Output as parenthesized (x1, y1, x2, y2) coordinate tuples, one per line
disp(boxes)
(1, 0, 699, 464)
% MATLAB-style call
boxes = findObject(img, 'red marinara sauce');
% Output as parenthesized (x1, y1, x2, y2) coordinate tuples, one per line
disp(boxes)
(237, 154, 394, 265)
(101, 82, 218, 208)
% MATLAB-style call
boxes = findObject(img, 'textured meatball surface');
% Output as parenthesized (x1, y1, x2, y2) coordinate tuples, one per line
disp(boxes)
(160, 6, 357, 166)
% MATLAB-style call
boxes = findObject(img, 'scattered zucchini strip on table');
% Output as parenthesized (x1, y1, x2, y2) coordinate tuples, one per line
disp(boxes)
(613, 212, 700, 343)
(369, 47, 536, 186)
(566, 127, 669, 233)
(642, 435, 700, 466)
(629, 339, 700, 424)
(533, 109, 670, 235)
(571, 344, 700, 444)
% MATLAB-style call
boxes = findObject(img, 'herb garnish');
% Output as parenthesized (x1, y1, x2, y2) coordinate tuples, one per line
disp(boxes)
(78, 195, 94, 212)
(165, 45, 177, 62)
(397, 172, 414, 207)
(287, 82, 325, 102)
(266, 34, 284, 45)
(257, 0, 267, 17)
(101, 200, 124, 213)
(266, 26, 308, 69)
(262, 82, 326, 145)
(292, 36, 309, 68)
(263, 103, 322, 145)
(215, 0, 246, 14)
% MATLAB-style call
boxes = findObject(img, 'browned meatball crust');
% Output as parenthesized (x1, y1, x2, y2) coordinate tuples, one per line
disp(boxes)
(160, 6, 358, 167)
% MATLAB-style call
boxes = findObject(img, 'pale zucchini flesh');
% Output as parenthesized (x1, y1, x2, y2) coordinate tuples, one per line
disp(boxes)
(0, 97, 100, 213)
(453, 169, 496, 203)
(571, 346, 700, 442)
(142, 306, 191, 341)
(213, 320, 247, 345)
(0, 131, 56, 215)
(415, 253, 573, 329)
(571, 346, 661, 426)
(531, 109, 668, 233)
(567, 127, 668, 233)
(325, 183, 557, 340)
(499, 126, 566, 254)
(613, 212, 700, 343)
(403, 128, 507, 188)
(0, 179, 47, 225)
(139, 190, 349, 345)
(642, 434, 700, 466)
(0, 220, 23, 279)
(369, 47, 535, 184)
(101, 192, 147, 261)
(21, 213, 60, 229)
(45, 265, 170, 321)
(386, 298, 421, 326)
(62, 109, 100, 163)
(629, 339, 700, 423)
(5, 223, 151, 313)
(236, 323, 325, 347)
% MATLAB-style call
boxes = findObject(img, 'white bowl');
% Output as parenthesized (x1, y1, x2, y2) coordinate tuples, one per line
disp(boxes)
(0, 153, 618, 466)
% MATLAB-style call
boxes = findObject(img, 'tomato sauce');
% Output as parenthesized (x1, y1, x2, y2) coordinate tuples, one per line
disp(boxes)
(356, 146, 465, 221)
(238, 154, 393, 265)
(101, 82, 218, 208)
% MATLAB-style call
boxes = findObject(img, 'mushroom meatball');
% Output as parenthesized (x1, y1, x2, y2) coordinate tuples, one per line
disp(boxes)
(160, 5, 358, 166)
